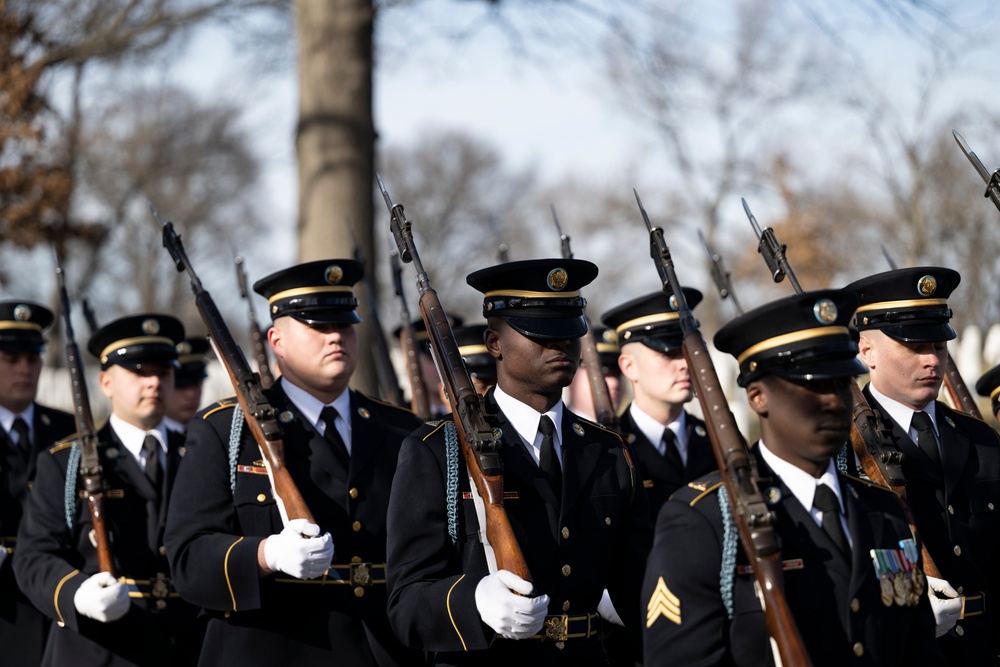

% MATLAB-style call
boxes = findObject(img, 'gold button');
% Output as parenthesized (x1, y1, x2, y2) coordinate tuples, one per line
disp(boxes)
(57, 621, 65, 628)
(561, 527, 570, 539)
(256, 493, 267, 503)
(351, 556, 362, 563)
(955, 625, 964, 636)
(224, 611, 231, 619)
(354, 586, 365, 598)
(158, 546, 167, 556)
(604, 517, 612, 526)
(562, 600, 570, 611)
(953, 545, 962, 556)
(850, 598, 860, 613)
(947, 505, 955, 515)
(349, 487, 359, 499)
(989, 502, 995, 511)
(352, 521, 362, 532)
(555, 641, 565, 650)
(853, 642, 864, 657)
(155, 599, 167, 610)
(561, 564, 571, 576)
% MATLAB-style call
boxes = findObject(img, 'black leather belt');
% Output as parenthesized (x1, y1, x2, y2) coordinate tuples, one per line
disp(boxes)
(525, 613, 600, 641)
(961, 592, 986, 619)
(276, 563, 386, 586)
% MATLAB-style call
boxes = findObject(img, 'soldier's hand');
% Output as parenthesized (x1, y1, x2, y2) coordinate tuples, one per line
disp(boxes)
(74, 571, 130, 623)
(262, 518, 334, 579)
(926, 576, 962, 638)
(474, 570, 549, 640)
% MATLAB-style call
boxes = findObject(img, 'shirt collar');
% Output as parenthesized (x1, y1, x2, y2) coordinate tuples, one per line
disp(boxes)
(629, 403, 687, 450)
(758, 439, 844, 515)
(0, 402, 34, 436)
(280, 376, 352, 430)
(109, 413, 167, 464)
(494, 384, 563, 450)
(868, 383, 938, 436)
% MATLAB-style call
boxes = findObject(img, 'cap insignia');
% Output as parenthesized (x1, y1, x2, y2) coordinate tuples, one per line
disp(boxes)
(623, 331, 632, 340)
(547, 268, 569, 291)
(813, 298, 838, 325)
(13, 304, 31, 321)
(602, 329, 617, 344)
(749, 361, 758, 372)
(572, 422, 585, 436)
(325, 264, 344, 285)
(917, 275, 937, 296)
(142, 318, 160, 335)
(357, 407, 371, 419)
(177, 341, 192, 355)
(764, 486, 782, 505)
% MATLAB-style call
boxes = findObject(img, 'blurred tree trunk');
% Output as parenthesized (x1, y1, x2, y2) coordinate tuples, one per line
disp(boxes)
(295, 0, 377, 395)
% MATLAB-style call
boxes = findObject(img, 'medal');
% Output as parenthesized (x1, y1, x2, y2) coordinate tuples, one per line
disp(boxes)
(870, 549, 893, 607)
(889, 551, 908, 606)
(899, 539, 925, 599)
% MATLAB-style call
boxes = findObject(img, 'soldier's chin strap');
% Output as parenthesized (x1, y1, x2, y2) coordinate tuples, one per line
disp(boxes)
(445, 421, 497, 573)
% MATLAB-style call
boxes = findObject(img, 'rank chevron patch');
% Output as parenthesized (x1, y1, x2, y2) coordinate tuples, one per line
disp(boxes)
(646, 576, 681, 627)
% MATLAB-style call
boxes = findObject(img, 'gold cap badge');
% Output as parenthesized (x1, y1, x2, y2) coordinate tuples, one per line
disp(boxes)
(13, 304, 31, 321)
(547, 268, 568, 291)
(813, 298, 838, 324)
(325, 264, 344, 285)
(917, 275, 937, 296)
(142, 318, 160, 335)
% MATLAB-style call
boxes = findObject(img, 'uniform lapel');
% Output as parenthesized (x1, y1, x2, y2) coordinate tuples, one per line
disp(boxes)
(484, 393, 560, 509)
(863, 386, 941, 484)
(105, 424, 158, 504)
(560, 409, 603, 516)
(347, 392, 381, 480)
(935, 403, 970, 501)
(683, 413, 716, 477)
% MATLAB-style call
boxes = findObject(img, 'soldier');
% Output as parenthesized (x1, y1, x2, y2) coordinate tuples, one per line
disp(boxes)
(0, 301, 76, 665)
(974, 363, 1000, 422)
(164, 259, 425, 666)
(453, 323, 496, 396)
(563, 324, 622, 422)
(386, 258, 652, 666)
(163, 336, 211, 434)
(15, 313, 202, 666)
(848, 267, 1000, 665)
(601, 289, 716, 516)
(642, 289, 942, 666)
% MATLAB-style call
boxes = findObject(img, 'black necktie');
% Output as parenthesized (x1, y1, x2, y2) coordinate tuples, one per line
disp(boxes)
(538, 415, 561, 495)
(11, 416, 30, 460)
(813, 483, 850, 557)
(142, 433, 161, 490)
(911, 411, 941, 467)
(320, 406, 351, 468)
(661, 428, 684, 472)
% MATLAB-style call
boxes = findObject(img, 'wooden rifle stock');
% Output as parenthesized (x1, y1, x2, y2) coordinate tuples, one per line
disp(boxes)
(152, 206, 313, 524)
(636, 192, 812, 667)
(380, 175, 531, 582)
(234, 255, 275, 389)
(53, 251, 114, 575)
(942, 357, 983, 420)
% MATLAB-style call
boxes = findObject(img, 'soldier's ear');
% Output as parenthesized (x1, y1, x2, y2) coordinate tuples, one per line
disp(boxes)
(484, 322, 502, 360)
(857, 333, 876, 370)
(617, 351, 637, 383)
(746, 381, 768, 417)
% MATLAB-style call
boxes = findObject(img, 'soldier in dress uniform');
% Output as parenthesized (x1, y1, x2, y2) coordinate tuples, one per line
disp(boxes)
(563, 324, 622, 422)
(164, 259, 426, 667)
(974, 363, 1000, 422)
(453, 323, 496, 396)
(0, 301, 76, 665)
(15, 313, 203, 666)
(848, 267, 1000, 665)
(642, 288, 942, 666)
(164, 336, 211, 434)
(601, 289, 716, 517)
(386, 258, 652, 666)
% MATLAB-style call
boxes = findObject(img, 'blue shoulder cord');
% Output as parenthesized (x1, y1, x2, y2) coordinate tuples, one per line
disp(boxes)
(836, 444, 849, 474)
(64, 443, 81, 531)
(229, 405, 245, 493)
(718, 485, 737, 620)
(444, 422, 460, 544)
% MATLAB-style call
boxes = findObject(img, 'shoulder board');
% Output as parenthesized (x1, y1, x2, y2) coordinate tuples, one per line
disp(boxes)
(687, 480, 724, 507)
(841, 473, 895, 493)
(49, 435, 78, 454)
(354, 391, 418, 416)
(421, 419, 453, 442)
(203, 398, 238, 420)
(572, 416, 626, 444)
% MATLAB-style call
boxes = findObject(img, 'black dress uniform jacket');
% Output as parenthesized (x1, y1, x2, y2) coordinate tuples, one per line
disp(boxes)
(0, 403, 75, 666)
(864, 385, 1000, 665)
(164, 384, 425, 667)
(386, 390, 653, 666)
(14, 421, 201, 667)
(618, 405, 716, 518)
(641, 444, 942, 666)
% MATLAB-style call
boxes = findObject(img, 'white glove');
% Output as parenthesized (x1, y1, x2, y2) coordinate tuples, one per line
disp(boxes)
(474, 570, 550, 640)
(74, 571, 130, 623)
(597, 588, 624, 627)
(926, 576, 962, 638)
(263, 518, 334, 579)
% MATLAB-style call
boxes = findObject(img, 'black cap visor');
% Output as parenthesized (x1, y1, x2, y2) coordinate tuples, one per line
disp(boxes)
(501, 313, 588, 341)
(637, 335, 684, 353)
(738, 339, 865, 387)
(288, 309, 362, 326)
(878, 322, 956, 344)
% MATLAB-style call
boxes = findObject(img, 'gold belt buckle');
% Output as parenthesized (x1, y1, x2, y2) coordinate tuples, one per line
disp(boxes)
(151, 573, 170, 600)
(542, 615, 569, 641)
(350, 562, 373, 587)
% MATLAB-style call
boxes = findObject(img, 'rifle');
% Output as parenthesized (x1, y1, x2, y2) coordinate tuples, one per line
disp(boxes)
(351, 237, 404, 406)
(878, 246, 983, 420)
(550, 204, 619, 430)
(81, 297, 99, 334)
(952, 130, 1000, 213)
(378, 174, 531, 582)
(149, 203, 314, 524)
(635, 192, 811, 667)
(743, 200, 938, 576)
(388, 232, 432, 420)
(234, 254, 275, 389)
(52, 249, 114, 574)
(488, 214, 510, 264)
(744, 199, 803, 293)
(698, 229, 744, 315)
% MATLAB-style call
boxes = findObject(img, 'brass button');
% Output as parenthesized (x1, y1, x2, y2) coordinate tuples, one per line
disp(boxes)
(561, 527, 570, 539)
(555, 641, 565, 650)
(351, 556, 362, 563)
(989, 502, 995, 511)
(354, 586, 365, 598)
(853, 642, 864, 657)
(604, 517, 612, 526)
(57, 621, 65, 628)
(256, 493, 267, 503)
(349, 487, 359, 499)
(955, 625, 964, 637)
(850, 598, 860, 613)
(224, 611, 231, 619)
(561, 564, 571, 576)
(957, 586, 964, 595)
(155, 599, 167, 610)
(953, 545, 962, 556)
(352, 521, 362, 532)
(562, 600, 571, 612)
(158, 546, 167, 556)
(947, 505, 954, 515)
